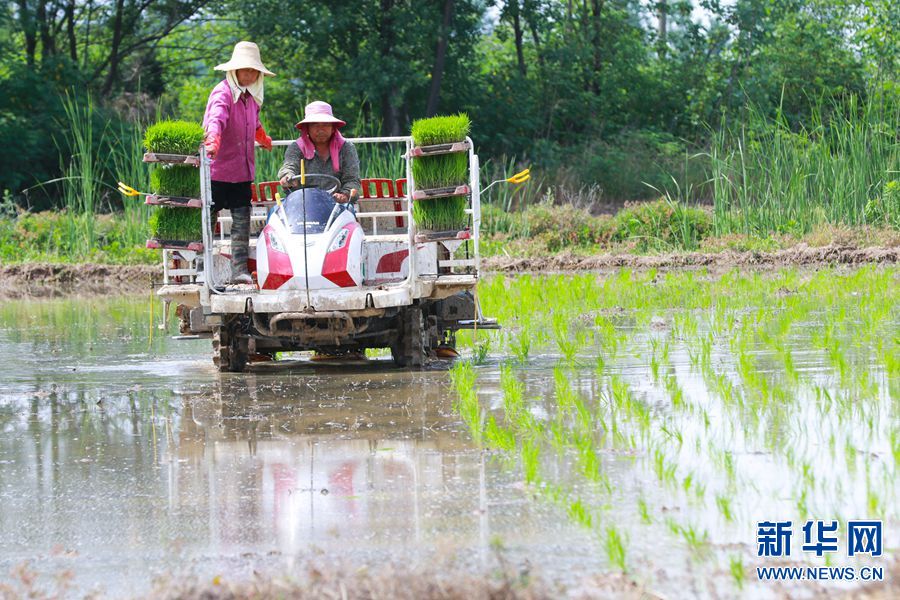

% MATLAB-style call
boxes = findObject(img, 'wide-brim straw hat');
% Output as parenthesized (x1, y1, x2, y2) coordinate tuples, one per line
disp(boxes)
(294, 101, 346, 129)
(214, 41, 275, 76)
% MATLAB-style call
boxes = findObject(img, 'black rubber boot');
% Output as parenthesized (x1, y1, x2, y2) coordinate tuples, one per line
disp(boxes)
(230, 206, 252, 284)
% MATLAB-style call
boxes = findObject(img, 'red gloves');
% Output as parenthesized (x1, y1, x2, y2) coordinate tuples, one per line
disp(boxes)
(204, 134, 220, 159)
(255, 127, 273, 151)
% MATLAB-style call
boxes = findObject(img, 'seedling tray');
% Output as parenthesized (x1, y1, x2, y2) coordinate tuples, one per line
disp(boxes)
(143, 152, 200, 166)
(145, 195, 202, 208)
(407, 140, 470, 158)
(412, 184, 469, 201)
(146, 239, 203, 252)
(414, 229, 471, 243)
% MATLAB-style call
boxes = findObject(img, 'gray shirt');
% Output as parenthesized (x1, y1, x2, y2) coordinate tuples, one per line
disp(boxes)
(277, 141, 361, 195)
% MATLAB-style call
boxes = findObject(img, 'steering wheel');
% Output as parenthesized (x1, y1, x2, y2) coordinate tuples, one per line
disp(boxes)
(285, 173, 340, 194)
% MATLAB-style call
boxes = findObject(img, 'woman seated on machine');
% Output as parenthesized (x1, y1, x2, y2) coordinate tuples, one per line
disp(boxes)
(278, 101, 361, 203)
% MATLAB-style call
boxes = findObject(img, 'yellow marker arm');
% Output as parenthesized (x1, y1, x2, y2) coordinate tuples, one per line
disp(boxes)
(506, 168, 531, 184)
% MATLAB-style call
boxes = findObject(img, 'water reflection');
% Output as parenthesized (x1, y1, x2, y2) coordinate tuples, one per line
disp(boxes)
(0, 301, 593, 597)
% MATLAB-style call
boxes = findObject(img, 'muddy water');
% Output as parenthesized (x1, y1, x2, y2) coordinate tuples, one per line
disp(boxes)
(0, 292, 895, 598)
(0, 297, 597, 597)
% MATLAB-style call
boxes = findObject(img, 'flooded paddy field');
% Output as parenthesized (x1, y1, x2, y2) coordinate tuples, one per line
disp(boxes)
(0, 266, 896, 598)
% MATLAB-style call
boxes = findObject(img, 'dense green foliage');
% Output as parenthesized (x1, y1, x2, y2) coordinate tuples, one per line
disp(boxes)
(143, 121, 204, 155)
(0, 0, 897, 262)
(150, 165, 200, 198)
(0, 210, 156, 264)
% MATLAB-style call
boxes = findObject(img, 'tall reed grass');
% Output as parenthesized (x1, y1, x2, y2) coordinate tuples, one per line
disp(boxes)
(708, 95, 899, 234)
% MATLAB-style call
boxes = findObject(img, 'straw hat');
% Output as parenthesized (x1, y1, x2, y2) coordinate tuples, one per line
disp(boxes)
(295, 101, 347, 129)
(214, 41, 275, 76)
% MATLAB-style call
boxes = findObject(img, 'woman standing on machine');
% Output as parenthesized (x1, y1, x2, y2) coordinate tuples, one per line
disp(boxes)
(203, 41, 275, 284)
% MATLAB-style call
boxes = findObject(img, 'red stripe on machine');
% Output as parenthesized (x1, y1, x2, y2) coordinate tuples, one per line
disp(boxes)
(322, 224, 359, 287)
(376, 249, 409, 274)
(261, 227, 293, 290)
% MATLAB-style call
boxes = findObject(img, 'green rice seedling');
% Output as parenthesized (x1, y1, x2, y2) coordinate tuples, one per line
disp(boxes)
(144, 120, 205, 155)
(729, 555, 746, 590)
(553, 313, 580, 364)
(594, 352, 605, 375)
(567, 498, 593, 528)
(484, 416, 516, 452)
(510, 328, 531, 363)
(659, 424, 683, 447)
(149, 207, 202, 240)
(471, 335, 491, 365)
(411, 196, 468, 232)
(554, 366, 578, 415)
(412, 153, 468, 189)
(604, 526, 627, 571)
(637, 497, 652, 524)
(652, 447, 677, 487)
(716, 494, 734, 522)
(150, 165, 200, 198)
(521, 438, 541, 485)
(665, 374, 686, 411)
(410, 113, 471, 146)
(576, 431, 600, 480)
(500, 363, 525, 419)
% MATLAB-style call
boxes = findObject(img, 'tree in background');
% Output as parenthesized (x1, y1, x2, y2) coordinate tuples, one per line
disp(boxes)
(1, 0, 896, 203)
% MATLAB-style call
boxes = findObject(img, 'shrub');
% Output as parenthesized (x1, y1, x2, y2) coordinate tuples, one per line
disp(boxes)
(149, 207, 202, 240)
(522, 203, 613, 251)
(143, 120, 204, 155)
(150, 165, 200, 198)
(411, 113, 471, 146)
(610, 199, 711, 251)
(864, 180, 899, 228)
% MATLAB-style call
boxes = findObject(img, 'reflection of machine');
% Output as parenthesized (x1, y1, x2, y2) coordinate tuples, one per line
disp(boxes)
(178, 377, 481, 554)
(156, 136, 513, 372)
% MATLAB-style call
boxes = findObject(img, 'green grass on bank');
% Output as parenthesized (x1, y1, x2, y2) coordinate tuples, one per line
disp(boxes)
(479, 199, 898, 258)
(0, 211, 157, 265)
(1, 199, 896, 267)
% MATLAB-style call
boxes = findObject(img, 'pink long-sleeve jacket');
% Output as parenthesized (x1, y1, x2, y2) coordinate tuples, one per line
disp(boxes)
(202, 80, 260, 182)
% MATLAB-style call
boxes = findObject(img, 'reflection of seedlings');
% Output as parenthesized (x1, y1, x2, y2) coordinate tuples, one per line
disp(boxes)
(652, 447, 677, 486)
(567, 498, 592, 528)
(666, 374, 686, 411)
(649, 340, 661, 382)
(637, 497, 652, 524)
(604, 526, 627, 571)
(730, 555, 746, 589)
(667, 518, 710, 554)
(716, 494, 734, 522)
(449, 360, 483, 444)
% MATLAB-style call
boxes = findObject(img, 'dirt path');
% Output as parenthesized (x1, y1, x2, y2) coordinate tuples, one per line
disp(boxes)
(484, 243, 898, 273)
(1, 244, 896, 299)
(0, 263, 159, 299)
